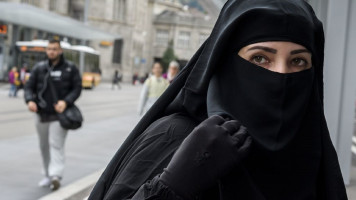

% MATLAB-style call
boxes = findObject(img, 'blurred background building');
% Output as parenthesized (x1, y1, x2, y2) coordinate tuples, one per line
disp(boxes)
(0, 0, 221, 82)
(87, 0, 218, 81)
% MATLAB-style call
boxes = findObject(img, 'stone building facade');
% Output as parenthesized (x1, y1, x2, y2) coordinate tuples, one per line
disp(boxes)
(87, 0, 216, 81)
(87, 0, 152, 81)
(3, 0, 69, 14)
(151, 9, 213, 66)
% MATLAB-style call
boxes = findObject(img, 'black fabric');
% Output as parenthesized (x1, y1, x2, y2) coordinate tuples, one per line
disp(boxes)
(131, 175, 184, 200)
(89, 0, 347, 199)
(228, 8, 316, 56)
(160, 116, 251, 199)
(101, 113, 198, 200)
(207, 54, 314, 151)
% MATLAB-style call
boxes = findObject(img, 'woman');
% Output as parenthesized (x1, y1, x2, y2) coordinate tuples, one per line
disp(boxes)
(138, 62, 169, 115)
(163, 61, 180, 83)
(89, 0, 348, 199)
(8, 67, 20, 97)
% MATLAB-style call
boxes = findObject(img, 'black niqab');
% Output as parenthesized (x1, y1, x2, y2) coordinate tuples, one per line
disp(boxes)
(90, 0, 348, 199)
(207, 55, 314, 151)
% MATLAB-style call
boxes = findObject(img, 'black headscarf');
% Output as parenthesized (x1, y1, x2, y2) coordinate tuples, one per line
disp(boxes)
(91, 0, 347, 199)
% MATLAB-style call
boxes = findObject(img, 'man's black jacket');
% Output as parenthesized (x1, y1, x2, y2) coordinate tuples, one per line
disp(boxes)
(24, 55, 82, 117)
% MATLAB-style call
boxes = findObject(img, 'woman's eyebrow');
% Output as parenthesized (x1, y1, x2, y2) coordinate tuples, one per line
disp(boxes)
(247, 46, 277, 54)
(290, 49, 311, 55)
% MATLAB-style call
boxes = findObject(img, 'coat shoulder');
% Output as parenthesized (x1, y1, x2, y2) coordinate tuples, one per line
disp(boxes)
(65, 60, 76, 68)
(32, 61, 47, 71)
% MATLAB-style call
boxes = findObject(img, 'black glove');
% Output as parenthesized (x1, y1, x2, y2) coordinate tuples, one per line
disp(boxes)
(159, 115, 252, 199)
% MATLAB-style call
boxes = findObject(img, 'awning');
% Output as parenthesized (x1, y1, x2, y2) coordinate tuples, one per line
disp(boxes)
(0, 2, 120, 40)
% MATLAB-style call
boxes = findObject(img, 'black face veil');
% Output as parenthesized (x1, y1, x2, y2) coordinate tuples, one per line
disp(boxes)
(90, 0, 347, 199)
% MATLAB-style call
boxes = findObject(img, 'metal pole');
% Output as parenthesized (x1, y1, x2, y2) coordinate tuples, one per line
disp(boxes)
(79, 0, 90, 75)
(322, 0, 355, 185)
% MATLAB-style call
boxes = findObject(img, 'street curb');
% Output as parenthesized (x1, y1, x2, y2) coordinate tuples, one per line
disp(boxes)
(38, 169, 103, 200)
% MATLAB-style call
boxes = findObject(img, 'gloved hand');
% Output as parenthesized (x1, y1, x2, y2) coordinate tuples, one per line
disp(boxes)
(159, 115, 252, 199)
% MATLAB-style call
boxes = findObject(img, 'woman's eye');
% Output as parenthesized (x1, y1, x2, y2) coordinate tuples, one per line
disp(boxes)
(291, 58, 308, 66)
(251, 56, 269, 65)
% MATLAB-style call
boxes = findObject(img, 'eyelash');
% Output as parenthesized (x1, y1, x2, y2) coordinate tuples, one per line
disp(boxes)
(291, 58, 309, 66)
(249, 55, 309, 67)
(250, 55, 269, 64)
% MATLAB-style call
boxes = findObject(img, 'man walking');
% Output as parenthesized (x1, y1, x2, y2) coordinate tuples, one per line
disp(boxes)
(112, 70, 122, 90)
(24, 39, 81, 191)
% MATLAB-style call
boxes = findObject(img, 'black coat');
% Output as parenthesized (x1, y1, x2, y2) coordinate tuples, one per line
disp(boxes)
(100, 113, 198, 199)
(24, 55, 82, 115)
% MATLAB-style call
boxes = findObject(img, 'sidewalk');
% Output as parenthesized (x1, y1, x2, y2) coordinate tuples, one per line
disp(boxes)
(0, 111, 140, 200)
(0, 82, 9, 89)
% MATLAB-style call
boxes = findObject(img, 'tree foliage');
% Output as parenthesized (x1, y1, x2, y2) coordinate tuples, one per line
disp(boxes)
(161, 40, 178, 72)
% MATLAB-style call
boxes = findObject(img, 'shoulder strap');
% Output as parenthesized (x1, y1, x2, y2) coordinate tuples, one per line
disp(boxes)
(47, 68, 59, 103)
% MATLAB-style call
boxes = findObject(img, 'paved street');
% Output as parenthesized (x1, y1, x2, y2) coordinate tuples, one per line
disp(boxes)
(0, 82, 355, 199)
(0, 83, 141, 200)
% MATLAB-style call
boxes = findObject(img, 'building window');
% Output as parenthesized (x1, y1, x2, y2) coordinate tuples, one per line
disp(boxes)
(155, 29, 169, 46)
(177, 31, 190, 48)
(199, 33, 209, 46)
(49, 0, 56, 11)
(113, 39, 123, 64)
(113, 0, 126, 21)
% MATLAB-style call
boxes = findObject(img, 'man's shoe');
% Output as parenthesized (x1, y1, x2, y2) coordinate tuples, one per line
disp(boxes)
(50, 176, 61, 191)
(38, 177, 51, 187)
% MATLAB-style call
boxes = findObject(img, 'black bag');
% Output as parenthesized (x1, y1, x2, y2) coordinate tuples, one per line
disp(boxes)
(47, 69, 83, 130)
(57, 104, 83, 129)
